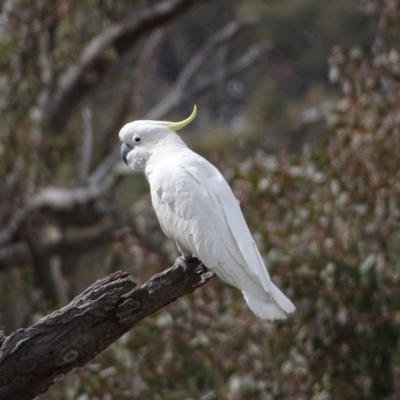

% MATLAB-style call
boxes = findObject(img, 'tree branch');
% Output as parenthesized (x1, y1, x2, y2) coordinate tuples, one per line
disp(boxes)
(0, 259, 214, 400)
(0, 179, 118, 246)
(0, 213, 121, 270)
(145, 20, 254, 120)
(47, 0, 207, 130)
(188, 41, 273, 99)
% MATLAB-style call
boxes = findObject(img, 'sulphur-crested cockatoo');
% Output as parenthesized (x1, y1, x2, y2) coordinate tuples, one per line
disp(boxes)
(119, 106, 295, 320)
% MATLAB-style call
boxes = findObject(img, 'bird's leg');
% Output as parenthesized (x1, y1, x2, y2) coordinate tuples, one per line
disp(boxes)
(174, 256, 211, 281)
(174, 254, 196, 270)
(174, 242, 202, 271)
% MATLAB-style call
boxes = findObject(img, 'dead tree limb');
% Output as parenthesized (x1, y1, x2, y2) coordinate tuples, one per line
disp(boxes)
(0, 259, 214, 400)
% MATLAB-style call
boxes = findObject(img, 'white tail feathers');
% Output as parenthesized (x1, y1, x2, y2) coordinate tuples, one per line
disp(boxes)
(243, 284, 295, 320)
(270, 283, 296, 314)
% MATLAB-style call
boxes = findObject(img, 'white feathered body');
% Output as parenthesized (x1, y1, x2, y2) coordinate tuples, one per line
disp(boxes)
(142, 135, 295, 320)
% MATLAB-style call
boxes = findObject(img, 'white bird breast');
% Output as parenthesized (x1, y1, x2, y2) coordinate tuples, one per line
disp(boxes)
(127, 146, 151, 171)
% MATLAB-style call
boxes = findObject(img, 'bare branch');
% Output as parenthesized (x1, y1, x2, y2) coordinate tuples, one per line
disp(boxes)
(146, 20, 254, 120)
(47, 0, 208, 131)
(133, 25, 173, 109)
(190, 41, 273, 97)
(0, 180, 115, 245)
(0, 213, 121, 270)
(0, 260, 214, 400)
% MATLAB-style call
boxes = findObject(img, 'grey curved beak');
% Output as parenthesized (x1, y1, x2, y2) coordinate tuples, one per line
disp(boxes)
(121, 143, 133, 166)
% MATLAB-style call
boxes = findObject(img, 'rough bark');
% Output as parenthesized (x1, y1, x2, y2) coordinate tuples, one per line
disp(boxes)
(0, 259, 214, 400)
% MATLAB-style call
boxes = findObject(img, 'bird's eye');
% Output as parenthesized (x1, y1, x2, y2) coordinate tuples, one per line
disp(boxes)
(134, 136, 141, 143)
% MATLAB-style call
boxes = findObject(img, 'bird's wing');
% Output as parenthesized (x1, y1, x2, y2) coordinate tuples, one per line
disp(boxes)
(184, 152, 279, 294)
(148, 149, 276, 295)
(149, 151, 225, 269)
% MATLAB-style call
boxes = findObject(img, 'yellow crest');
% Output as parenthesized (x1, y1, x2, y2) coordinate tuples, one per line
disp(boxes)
(168, 105, 197, 131)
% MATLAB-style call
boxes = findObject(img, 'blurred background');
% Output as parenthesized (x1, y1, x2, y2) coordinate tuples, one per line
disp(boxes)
(1, 0, 400, 398)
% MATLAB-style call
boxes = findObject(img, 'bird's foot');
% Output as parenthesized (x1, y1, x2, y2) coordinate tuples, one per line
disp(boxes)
(174, 255, 200, 271)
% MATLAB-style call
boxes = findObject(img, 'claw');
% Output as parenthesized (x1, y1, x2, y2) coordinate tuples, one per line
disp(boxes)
(174, 255, 200, 271)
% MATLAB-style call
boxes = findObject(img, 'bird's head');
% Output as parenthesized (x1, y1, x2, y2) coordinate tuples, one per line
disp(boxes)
(119, 106, 197, 171)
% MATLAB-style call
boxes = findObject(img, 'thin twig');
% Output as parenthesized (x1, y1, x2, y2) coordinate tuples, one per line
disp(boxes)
(146, 20, 255, 120)
(190, 41, 273, 98)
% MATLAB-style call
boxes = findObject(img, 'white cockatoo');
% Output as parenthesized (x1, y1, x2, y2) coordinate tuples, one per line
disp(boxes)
(119, 106, 295, 320)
